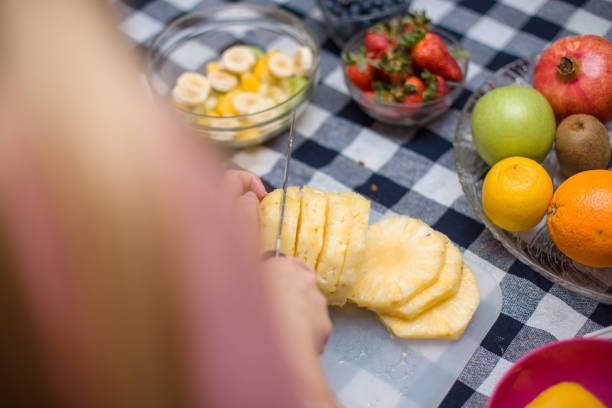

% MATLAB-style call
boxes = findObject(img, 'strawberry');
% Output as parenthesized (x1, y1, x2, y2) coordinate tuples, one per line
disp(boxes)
(364, 32, 390, 56)
(411, 33, 462, 82)
(434, 74, 449, 98)
(346, 63, 375, 91)
(376, 49, 414, 84)
(421, 70, 449, 101)
(363, 90, 376, 101)
(379, 70, 405, 84)
(401, 76, 425, 104)
(402, 10, 430, 33)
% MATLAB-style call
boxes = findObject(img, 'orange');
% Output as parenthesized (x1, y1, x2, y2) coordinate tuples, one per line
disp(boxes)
(547, 169, 612, 267)
(482, 157, 553, 232)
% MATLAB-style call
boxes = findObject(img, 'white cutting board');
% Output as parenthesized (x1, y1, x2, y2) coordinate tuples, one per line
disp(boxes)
(320, 258, 502, 408)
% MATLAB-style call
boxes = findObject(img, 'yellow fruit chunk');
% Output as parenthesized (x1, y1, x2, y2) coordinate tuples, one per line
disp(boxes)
(378, 263, 480, 339)
(234, 128, 260, 141)
(254, 58, 269, 81)
(350, 216, 445, 309)
(259, 187, 301, 255)
(328, 192, 370, 306)
(295, 186, 327, 269)
(216, 89, 241, 116)
(316, 193, 354, 297)
(526, 382, 605, 408)
(384, 235, 462, 319)
(206, 61, 221, 74)
(482, 156, 553, 232)
(241, 73, 260, 92)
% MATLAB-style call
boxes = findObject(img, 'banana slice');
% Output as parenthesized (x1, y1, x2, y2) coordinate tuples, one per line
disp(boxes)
(268, 86, 289, 104)
(232, 92, 266, 115)
(204, 117, 241, 142)
(208, 71, 238, 93)
(204, 94, 219, 112)
(172, 72, 210, 107)
(221, 45, 256, 73)
(268, 52, 294, 78)
(293, 46, 313, 76)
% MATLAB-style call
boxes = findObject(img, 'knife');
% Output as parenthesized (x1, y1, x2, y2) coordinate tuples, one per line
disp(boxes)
(274, 111, 297, 257)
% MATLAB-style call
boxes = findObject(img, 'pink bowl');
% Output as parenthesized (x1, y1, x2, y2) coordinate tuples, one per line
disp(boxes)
(487, 338, 612, 407)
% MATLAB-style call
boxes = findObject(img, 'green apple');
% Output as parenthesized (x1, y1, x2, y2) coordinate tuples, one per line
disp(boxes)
(471, 85, 556, 166)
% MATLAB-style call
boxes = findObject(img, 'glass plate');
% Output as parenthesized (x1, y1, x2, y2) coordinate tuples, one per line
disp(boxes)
(453, 55, 612, 305)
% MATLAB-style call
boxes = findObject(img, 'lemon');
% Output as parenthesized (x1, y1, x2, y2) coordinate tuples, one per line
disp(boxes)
(526, 382, 605, 408)
(482, 156, 553, 232)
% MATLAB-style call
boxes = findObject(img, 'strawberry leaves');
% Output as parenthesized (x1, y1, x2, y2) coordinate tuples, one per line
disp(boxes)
(421, 69, 438, 102)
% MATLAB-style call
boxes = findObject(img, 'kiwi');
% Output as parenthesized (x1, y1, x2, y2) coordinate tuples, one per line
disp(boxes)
(555, 114, 611, 177)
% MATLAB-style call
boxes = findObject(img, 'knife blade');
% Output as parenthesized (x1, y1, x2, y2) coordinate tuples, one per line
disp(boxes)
(274, 111, 297, 257)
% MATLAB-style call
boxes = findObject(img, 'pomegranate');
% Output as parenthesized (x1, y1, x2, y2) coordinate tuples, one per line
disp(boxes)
(533, 35, 612, 124)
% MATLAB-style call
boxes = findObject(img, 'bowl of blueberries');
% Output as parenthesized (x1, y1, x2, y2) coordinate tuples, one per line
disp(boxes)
(317, 0, 411, 47)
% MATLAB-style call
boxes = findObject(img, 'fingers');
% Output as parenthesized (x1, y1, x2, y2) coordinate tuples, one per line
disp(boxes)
(236, 191, 260, 247)
(223, 170, 267, 199)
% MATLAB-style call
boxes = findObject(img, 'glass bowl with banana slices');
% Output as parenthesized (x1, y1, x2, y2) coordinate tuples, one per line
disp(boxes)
(147, 3, 320, 148)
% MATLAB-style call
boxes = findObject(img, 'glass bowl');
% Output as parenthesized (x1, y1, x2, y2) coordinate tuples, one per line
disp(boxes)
(341, 26, 467, 127)
(146, 3, 320, 148)
(316, 0, 411, 48)
(454, 55, 612, 304)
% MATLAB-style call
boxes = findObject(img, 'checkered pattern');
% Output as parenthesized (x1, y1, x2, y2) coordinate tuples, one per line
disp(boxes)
(117, 0, 612, 406)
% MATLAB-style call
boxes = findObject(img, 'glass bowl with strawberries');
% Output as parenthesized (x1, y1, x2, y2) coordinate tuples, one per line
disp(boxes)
(341, 12, 468, 126)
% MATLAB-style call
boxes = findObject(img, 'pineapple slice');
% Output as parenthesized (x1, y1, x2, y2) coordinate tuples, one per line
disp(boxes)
(349, 216, 445, 310)
(327, 191, 370, 306)
(315, 193, 354, 297)
(259, 186, 300, 255)
(295, 186, 327, 268)
(384, 234, 463, 319)
(378, 263, 480, 339)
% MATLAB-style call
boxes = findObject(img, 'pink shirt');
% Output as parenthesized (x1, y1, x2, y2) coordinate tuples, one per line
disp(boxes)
(0, 107, 303, 407)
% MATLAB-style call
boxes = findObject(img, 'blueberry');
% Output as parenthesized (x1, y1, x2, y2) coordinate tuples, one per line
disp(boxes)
(349, 4, 360, 15)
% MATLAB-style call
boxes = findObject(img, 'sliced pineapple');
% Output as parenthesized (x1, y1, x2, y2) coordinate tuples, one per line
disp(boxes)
(378, 263, 480, 339)
(315, 193, 354, 297)
(385, 234, 463, 319)
(259, 186, 300, 256)
(295, 186, 327, 268)
(327, 191, 370, 306)
(349, 216, 445, 310)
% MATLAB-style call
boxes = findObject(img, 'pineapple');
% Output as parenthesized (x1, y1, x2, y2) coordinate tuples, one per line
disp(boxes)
(327, 191, 370, 306)
(349, 216, 446, 310)
(295, 186, 327, 268)
(259, 186, 300, 255)
(316, 193, 354, 297)
(378, 263, 480, 339)
(384, 234, 463, 319)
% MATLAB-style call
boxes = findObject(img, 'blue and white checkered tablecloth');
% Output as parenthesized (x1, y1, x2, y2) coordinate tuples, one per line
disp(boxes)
(116, 0, 612, 406)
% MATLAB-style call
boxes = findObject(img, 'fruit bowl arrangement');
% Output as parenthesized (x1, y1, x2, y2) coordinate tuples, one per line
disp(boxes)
(341, 12, 468, 126)
(147, 3, 319, 148)
(454, 35, 612, 304)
